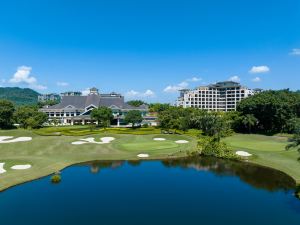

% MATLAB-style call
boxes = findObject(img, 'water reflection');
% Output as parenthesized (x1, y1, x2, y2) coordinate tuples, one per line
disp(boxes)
(162, 157, 296, 192)
(79, 157, 296, 193)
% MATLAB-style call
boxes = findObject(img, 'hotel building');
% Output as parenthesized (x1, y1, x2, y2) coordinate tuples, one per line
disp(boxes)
(176, 81, 261, 111)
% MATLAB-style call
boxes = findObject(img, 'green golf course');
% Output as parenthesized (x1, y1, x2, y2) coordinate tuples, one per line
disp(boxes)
(0, 129, 197, 191)
(0, 128, 300, 191)
(224, 134, 300, 184)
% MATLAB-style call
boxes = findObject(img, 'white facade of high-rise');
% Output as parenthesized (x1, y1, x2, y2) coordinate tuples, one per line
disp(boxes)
(176, 81, 261, 111)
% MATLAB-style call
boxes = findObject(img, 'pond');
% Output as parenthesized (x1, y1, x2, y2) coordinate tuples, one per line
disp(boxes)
(0, 157, 300, 225)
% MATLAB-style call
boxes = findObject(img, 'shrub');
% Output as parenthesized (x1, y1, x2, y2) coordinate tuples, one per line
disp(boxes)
(51, 174, 61, 184)
(198, 136, 237, 159)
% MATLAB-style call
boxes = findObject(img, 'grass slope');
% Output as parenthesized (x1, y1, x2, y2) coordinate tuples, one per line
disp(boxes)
(224, 134, 300, 184)
(0, 129, 197, 191)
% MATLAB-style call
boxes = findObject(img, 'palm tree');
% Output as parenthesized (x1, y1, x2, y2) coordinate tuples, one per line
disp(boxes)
(286, 133, 300, 153)
(242, 114, 258, 133)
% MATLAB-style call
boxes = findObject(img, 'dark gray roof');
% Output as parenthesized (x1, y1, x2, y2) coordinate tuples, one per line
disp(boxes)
(44, 94, 148, 111)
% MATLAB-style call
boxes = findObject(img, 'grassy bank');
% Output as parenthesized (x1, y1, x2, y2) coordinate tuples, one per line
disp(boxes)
(0, 129, 197, 191)
(224, 134, 300, 184)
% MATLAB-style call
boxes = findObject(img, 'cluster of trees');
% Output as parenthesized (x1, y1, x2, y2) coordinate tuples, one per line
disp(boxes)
(91, 107, 143, 128)
(0, 99, 48, 129)
(236, 90, 300, 134)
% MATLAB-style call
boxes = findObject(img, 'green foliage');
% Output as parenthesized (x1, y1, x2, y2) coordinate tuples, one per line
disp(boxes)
(240, 114, 258, 133)
(37, 100, 60, 108)
(158, 107, 231, 138)
(124, 110, 143, 128)
(198, 136, 236, 159)
(126, 100, 147, 107)
(51, 174, 61, 184)
(237, 90, 300, 134)
(0, 87, 39, 105)
(149, 103, 170, 112)
(286, 132, 300, 154)
(91, 106, 113, 128)
(13, 106, 47, 129)
(0, 99, 15, 129)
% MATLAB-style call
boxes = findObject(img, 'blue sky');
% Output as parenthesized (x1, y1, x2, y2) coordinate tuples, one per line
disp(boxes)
(0, 0, 299, 103)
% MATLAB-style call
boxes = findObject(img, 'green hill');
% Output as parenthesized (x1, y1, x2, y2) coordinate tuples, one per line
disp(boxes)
(0, 87, 39, 105)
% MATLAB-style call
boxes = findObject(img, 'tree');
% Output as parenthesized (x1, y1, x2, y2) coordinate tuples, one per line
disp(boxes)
(0, 99, 15, 129)
(149, 103, 170, 112)
(286, 132, 300, 155)
(91, 106, 113, 128)
(26, 112, 48, 129)
(13, 106, 47, 129)
(124, 110, 143, 128)
(127, 100, 147, 107)
(241, 114, 258, 133)
(237, 90, 300, 134)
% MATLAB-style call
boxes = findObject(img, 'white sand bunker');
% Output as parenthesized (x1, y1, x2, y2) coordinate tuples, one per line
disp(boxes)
(0, 163, 6, 174)
(153, 138, 166, 141)
(137, 154, 149, 158)
(72, 137, 115, 145)
(11, 164, 32, 170)
(236, 151, 252, 157)
(0, 136, 32, 143)
(175, 140, 189, 144)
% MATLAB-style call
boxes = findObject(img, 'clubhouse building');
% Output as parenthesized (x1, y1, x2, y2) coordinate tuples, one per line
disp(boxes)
(40, 88, 155, 126)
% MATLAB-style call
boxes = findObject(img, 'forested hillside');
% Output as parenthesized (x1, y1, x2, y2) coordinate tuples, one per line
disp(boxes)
(0, 87, 39, 105)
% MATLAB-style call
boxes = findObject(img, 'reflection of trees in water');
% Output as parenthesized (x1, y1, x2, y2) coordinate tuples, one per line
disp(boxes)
(162, 157, 296, 192)
(78, 161, 125, 174)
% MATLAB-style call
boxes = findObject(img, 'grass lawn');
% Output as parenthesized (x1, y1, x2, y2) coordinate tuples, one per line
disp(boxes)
(224, 134, 300, 184)
(0, 129, 197, 191)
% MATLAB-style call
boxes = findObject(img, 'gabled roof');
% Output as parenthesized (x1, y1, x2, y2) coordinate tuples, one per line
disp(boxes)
(43, 93, 148, 111)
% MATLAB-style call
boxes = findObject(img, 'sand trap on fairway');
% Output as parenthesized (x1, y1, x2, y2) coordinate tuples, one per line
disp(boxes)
(11, 164, 32, 170)
(175, 140, 189, 144)
(72, 137, 115, 145)
(0, 163, 6, 174)
(236, 151, 252, 157)
(0, 136, 32, 143)
(137, 154, 149, 158)
(153, 138, 166, 141)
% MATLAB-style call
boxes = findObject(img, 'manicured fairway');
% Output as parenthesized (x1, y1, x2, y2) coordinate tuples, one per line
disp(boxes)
(224, 134, 300, 184)
(0, 129, 197, 191)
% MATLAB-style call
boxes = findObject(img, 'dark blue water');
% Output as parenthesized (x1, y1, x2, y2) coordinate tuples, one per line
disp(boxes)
(0, 157, 300, 225)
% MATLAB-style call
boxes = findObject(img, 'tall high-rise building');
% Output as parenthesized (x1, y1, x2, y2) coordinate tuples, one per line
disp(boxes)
(176, 81, 261, 111)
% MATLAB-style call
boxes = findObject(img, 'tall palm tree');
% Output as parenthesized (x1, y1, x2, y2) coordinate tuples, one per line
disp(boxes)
(242, 114, 258, 133)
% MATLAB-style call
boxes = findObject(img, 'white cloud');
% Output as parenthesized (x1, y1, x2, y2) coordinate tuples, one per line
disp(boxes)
(163, 81, 189, 93)
(126, 89, 155, 98)
(81, 88, 91, 96)
(228, 75, 240, 82)
(143, 89, 155, 97)
(187, 77, 202, 82)
(9, 66, 36, 84)
(9, 66, 47, 90)
(249, 66, 270, 74)
(252, 77, 261, 82)
(57, 81, 69, 87)
(290, 48, 300, 56)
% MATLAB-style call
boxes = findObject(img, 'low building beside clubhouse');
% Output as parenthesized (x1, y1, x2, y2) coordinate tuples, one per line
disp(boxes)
(40, 88, 157, 126)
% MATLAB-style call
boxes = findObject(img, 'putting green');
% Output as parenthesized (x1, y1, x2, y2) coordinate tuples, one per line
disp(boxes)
(0, 129, 197, 191)
(118, 141, 179, 151)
